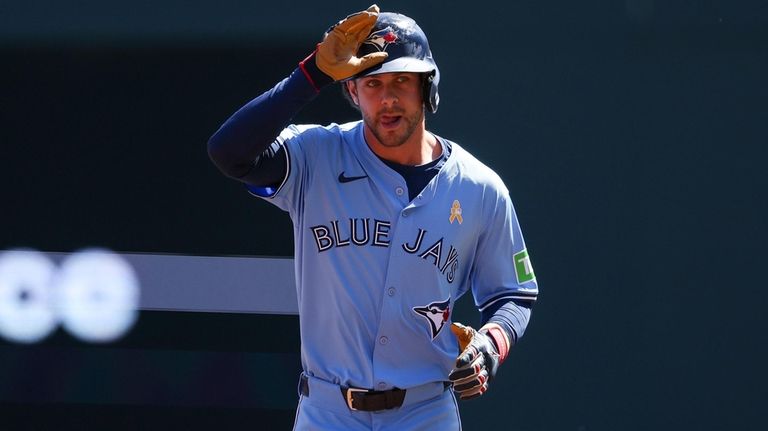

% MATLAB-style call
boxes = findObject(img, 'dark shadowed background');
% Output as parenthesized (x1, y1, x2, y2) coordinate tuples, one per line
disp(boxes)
(1, 0, 766, 429)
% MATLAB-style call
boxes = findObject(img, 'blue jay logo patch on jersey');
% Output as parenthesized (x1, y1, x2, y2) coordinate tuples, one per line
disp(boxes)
(413, 298, 451, 340)
(363, 26, 399, 52)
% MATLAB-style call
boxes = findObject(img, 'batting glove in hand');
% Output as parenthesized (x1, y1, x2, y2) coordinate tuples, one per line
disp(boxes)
(315, 4, 388, 81)
(449, 322, 502, 400)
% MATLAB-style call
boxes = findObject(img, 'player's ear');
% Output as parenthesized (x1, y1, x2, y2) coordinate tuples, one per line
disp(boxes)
(345, 80, 360, 106)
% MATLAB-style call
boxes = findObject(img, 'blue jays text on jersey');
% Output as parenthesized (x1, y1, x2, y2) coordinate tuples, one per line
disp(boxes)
(310, 218, 461, 283)
(248, 121, 538, 391)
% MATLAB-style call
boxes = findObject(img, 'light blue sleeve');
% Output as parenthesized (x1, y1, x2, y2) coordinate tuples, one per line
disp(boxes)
(470, 188, 539, 313)
(246, 124, 322, 215)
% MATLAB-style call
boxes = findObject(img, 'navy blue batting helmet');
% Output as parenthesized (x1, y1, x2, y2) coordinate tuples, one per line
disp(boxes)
(352, 12, 440, 113)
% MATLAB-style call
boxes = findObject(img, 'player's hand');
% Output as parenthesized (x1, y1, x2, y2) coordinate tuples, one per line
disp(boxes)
(315, 4, 388, 81)
(448, 322, 501, 400)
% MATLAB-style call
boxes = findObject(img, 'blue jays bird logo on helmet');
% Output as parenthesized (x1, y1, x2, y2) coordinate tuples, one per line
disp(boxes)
(363, 26, 399, 52)
(352, 12, 441, 113)
(413, 298, 451, 339)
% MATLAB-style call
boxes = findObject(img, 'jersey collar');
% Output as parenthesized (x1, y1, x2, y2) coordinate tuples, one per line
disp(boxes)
(347, 121, 460, 208)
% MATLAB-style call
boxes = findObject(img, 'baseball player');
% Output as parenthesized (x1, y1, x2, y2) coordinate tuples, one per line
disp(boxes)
(208, 5, 538, 430)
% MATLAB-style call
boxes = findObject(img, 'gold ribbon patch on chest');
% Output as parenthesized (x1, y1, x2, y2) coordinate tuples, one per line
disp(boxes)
(449, 200, 463, 224)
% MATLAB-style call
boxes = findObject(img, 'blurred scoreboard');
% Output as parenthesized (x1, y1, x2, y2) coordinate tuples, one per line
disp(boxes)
(0, 252, 301, 430)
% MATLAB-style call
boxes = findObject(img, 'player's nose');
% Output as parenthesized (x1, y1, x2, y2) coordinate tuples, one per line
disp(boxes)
(380, 85, 399, 106)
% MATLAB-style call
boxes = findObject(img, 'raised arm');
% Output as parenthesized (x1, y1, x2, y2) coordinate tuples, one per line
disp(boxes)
(207, 5, 387, 188)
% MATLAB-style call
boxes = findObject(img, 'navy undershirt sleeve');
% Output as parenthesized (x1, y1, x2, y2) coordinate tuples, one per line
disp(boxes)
(481, 298, 532, 346)
(207, 53, 332, 187)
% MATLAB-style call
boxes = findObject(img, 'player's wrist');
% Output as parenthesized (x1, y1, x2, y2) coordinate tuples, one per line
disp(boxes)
(479, 323, 510, 364)
(299, 49, 334, 92)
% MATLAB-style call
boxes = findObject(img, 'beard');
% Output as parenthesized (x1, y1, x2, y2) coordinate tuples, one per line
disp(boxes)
(362, 106, 424, 148)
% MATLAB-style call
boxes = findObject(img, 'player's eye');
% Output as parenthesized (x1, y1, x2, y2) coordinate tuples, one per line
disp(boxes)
(364, 79, 381, 88)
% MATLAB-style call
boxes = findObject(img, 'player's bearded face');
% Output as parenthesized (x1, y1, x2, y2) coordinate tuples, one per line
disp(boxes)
(363, 104, 423, 148)
(353, 73, 425, 148)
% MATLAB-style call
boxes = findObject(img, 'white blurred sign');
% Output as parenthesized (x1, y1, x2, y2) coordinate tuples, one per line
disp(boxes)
(0, 248, 140, 344)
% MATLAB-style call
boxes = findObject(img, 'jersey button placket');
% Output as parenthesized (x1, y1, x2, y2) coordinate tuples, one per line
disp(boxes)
(372, 194, 410, 385)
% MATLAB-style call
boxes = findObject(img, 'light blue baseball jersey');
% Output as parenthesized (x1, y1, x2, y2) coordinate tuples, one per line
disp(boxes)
(253, 120, 538, 391)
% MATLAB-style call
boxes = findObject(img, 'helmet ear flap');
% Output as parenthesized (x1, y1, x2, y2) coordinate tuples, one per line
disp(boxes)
(424, 72, 439, 114)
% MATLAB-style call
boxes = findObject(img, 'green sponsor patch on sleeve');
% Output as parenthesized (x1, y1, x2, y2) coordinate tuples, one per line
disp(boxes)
(513, 249, 535, 284)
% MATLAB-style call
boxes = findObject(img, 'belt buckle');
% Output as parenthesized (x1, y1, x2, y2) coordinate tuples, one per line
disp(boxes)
(345, 387, 368, 411)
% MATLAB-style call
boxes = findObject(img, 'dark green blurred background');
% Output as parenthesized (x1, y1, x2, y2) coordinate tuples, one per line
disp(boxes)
(1, 1, 766, 429)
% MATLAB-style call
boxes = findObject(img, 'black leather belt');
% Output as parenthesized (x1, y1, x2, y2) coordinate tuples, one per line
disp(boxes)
(299, 374, 406, 412)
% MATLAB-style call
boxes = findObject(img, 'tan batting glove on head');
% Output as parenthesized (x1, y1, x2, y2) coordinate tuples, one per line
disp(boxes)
(315, 4, 388, 81)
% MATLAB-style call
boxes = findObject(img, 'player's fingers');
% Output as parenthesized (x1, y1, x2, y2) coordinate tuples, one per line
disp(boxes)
(452, 369, 488, 393)
(458, 382, 488, 400)
(355, 52, 388, 69)
(448, 357, 483, 381)
(450, 366, 482, 387)
(452, 375, 482, 391)
(340, 15, 377, 40)
(340, 4, 379, 22)
(455, 384, 479, 396)
(333, 5, 379, 37)
(450, 322, 474, 352)
(449, 353, 483, 379)
(454, 345, 480, 368)
(448, 367, 473, 382)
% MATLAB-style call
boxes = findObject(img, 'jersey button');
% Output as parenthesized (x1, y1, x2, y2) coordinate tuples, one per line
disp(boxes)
(379, 336, 389, 345)
(387, 287, 396, 297)
(395, 187, 404, 196)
